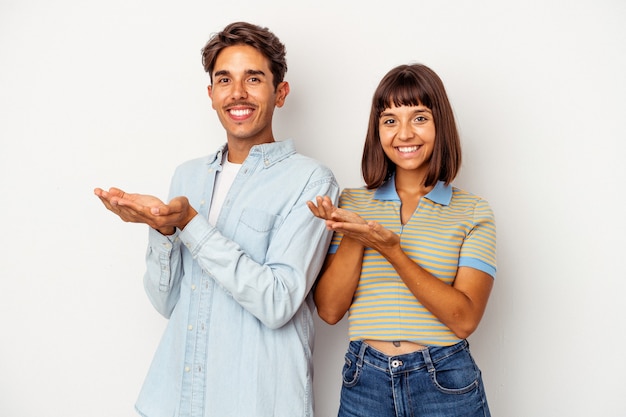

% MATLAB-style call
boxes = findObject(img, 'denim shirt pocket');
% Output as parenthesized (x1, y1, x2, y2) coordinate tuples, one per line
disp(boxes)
(233, 208, 282, 263)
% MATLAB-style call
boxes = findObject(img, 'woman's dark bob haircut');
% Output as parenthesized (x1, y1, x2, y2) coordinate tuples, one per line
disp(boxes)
(201, 21, 287, 91)
(362, 64, 461, 189)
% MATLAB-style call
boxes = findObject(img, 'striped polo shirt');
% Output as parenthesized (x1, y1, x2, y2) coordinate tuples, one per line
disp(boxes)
(329, 178, 496, 346)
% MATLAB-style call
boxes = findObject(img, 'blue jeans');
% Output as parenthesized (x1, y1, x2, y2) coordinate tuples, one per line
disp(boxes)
(337, 340, 490, 417)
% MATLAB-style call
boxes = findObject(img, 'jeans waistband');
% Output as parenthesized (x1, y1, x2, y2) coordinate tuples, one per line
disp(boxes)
(347, 339, 469, 374)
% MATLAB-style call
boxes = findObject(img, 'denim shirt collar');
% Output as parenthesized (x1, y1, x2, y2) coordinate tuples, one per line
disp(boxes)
(208, 140, 297, 169)
(373, 174, 452, 206)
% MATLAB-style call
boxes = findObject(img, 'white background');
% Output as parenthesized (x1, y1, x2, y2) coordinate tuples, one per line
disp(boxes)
(1, 1, 625, 416)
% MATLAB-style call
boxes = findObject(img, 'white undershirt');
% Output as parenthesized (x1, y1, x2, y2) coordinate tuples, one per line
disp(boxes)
(208, 156, 241, 225)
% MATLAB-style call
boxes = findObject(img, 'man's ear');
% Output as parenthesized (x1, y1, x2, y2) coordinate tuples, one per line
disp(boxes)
(275, 81, 290, 108)
(207, 85, 218, 110)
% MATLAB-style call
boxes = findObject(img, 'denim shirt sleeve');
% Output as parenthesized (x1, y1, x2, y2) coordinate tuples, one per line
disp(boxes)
(179, 175, 339, 329)
(143, 227, 184, 318)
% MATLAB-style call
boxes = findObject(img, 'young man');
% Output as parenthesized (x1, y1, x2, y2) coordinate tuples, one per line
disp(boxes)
(95, 22, 338, 417)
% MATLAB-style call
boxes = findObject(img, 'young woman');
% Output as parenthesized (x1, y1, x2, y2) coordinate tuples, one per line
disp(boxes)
(308, 64, 496, 417)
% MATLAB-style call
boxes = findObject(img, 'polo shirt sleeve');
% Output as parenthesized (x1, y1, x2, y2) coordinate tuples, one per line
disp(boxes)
(458, 198, 497, 278)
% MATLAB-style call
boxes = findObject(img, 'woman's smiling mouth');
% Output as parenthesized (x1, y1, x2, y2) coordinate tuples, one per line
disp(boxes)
(397, 145, 420, 153)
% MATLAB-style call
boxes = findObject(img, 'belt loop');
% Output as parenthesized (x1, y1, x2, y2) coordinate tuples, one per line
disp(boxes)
(421, 347, 435, 373)
(356, 341, 368, 368)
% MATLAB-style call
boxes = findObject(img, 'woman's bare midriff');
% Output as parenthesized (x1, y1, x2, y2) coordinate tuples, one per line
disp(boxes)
(364, 340, 426, 355)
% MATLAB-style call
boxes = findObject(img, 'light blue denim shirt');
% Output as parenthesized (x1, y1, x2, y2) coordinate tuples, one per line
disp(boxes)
(135, 140, 339, 417)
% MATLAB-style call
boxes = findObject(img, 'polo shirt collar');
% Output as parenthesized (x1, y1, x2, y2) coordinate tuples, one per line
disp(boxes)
(373, 175, 452, 206)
